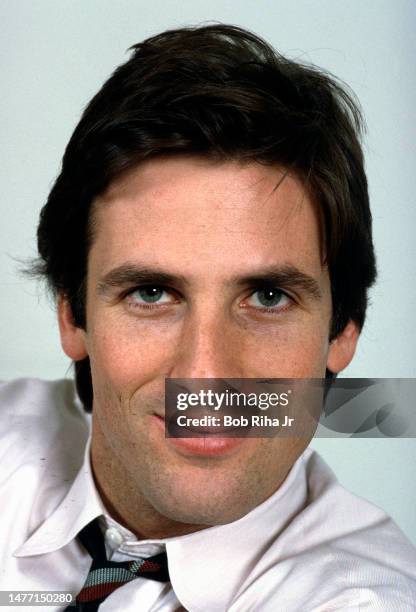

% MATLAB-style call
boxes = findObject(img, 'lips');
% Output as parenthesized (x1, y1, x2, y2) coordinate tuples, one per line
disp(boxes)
(166, 434, 248, 457)
(151, 414, 248, 457)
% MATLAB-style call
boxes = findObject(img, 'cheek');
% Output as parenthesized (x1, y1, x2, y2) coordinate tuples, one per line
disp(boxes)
(242, 321, 330, 378)
(86, 316, 178, 393)
(286, 332, 329, 376)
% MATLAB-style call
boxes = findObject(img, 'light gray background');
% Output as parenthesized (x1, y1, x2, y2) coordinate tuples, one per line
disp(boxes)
(1, 1, 415, 543)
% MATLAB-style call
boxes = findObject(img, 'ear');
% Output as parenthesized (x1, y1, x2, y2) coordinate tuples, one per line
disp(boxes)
(326, 320, 360, 374)
(57, 295, 88, 361)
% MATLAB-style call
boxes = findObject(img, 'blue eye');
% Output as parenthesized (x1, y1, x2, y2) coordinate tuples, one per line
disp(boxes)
(247, 288, 290, 309)
(129, 286, 172, 305)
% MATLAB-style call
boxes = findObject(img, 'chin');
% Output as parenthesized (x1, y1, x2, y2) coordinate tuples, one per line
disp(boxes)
(153, 495, 247, 528)
(143, 469, 260, 528)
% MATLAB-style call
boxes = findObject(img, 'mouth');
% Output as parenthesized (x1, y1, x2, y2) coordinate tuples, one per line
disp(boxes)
(151, 414, 249, 457)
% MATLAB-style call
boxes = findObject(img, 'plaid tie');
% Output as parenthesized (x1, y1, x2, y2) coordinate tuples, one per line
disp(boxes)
(66, 517, 170, 611)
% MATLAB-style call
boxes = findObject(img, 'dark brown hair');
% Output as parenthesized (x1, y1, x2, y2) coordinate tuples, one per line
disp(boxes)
(34, 24, 376, 410)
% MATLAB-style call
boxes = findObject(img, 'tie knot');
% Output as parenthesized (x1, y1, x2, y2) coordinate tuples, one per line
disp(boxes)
(68, 517, 170, 611)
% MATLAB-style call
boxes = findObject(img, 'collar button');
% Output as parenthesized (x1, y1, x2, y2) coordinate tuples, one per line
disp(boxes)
(105, 526, 124, 550)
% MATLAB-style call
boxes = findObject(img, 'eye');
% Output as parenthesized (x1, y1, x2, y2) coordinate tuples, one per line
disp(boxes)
(126, 286, 175, 307)
(245, 287, 291, 311)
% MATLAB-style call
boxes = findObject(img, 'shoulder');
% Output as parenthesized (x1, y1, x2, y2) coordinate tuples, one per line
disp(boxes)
(301, 447, 415, 555)
(0, 376, 85, 420)
(236, 449, 416, 611)
(0, 377, 90, 459)
(0, 378, 90, 529)
(303, 449, 416, 605)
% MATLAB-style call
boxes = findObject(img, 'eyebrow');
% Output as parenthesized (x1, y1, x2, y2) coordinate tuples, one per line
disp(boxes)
(97, 265, 188, 295)
(97, 263, 322, 300)
(231, 266, 322, 300)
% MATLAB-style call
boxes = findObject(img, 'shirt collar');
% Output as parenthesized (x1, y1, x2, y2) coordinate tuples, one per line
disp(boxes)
(14, 436, 105, 557)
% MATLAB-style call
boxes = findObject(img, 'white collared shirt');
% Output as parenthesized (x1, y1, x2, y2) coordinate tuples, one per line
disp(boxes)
(1, 378, 416, 611)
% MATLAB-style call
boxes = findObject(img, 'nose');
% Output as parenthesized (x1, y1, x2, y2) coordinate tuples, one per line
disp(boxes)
(167, 308, 245, 380)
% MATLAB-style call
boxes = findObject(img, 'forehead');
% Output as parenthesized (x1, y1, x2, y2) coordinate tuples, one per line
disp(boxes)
(90, 156, 324, 277)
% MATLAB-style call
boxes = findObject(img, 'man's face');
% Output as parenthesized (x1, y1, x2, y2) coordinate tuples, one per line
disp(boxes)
(60, 156, 357, 528)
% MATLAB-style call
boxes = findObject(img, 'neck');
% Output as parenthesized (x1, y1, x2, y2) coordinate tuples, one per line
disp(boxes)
(90, 419, 209, 540)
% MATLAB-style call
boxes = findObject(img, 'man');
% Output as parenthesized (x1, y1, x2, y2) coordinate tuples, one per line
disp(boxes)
(1, 24, 415, 611)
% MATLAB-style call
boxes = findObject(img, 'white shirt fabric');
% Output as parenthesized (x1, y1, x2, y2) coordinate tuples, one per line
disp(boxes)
(1, 378, 416, 612)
